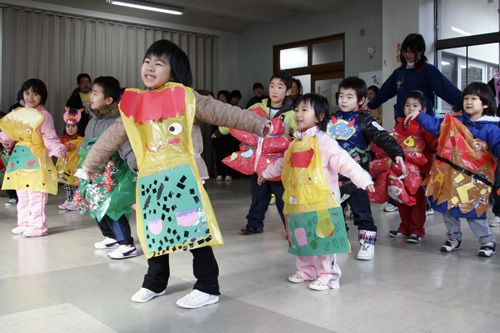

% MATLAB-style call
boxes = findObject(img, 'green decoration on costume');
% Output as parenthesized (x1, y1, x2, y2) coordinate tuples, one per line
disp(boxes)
(6, 146, 39, 172)
(287, 206, 349, 256)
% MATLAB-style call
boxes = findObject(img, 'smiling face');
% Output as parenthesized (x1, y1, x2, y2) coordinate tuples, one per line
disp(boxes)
(463, 94, 488, 121)
(141, 55, 173, 89)
(23, 87, 42, 108)
(338, 87, 364, 112)
(295, 100, 320, 132)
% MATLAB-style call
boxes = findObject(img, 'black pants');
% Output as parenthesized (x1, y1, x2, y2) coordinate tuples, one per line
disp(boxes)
(142, 246, 220, 295)
(6, 189, 17, 200)
(246, 173, 286, 228)
(97, 214, 134, 245)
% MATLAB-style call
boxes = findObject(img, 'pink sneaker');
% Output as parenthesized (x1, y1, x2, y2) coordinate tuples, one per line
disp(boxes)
(58, 201, 70, 210)
(66, 202, 81, 211)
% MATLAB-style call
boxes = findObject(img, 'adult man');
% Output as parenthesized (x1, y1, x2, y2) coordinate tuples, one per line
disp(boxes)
(66, 73, 92, 130)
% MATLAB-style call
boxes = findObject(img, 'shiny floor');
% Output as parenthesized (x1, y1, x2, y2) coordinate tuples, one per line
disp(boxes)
(1, 177, 500, 332)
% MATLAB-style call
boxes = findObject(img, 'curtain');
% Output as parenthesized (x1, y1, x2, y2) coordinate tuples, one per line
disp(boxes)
(1, 7, 215, 135)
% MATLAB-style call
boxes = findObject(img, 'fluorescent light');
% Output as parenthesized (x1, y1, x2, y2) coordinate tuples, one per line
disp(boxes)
(441, 61, 450, 66)
(451, 26, 471, 36)
(106, 0, 184, 15)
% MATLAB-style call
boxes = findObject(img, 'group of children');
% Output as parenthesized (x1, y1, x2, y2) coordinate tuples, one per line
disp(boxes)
(0, 37, 499, 310)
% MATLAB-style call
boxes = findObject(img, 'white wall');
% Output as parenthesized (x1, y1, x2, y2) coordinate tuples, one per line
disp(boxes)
(236, 0, 384, 106)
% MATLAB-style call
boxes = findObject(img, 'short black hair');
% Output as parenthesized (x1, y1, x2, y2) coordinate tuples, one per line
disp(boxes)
(339, 76, 367, 103)
(367, 85, 379, 94)
(463, 82, 497, 117)
(400, 33, 428, 68)
(77, 73, 91, 84)
(292, 78, 302, 89)
(144, 40, 193, 87)
(217, 90, 230, 102)
(404, 91, 427, 109)
(295, 93, 330, 132)
(253, 82, 264, 90)
(196, 89, 214, 97)
(92, 76, 121, 103)
(21, 78, 48, 105)
(230, 90, 242, 99)
(270, 71, 292, 90)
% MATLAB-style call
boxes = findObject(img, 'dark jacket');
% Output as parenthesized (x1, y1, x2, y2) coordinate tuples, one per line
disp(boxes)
(66, 88, 90, 131)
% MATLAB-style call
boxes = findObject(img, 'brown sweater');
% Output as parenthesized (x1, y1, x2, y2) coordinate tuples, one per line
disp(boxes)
(83, 89, 270, 179)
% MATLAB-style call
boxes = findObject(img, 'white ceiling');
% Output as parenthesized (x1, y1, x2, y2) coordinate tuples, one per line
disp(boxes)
(7, 0, 352, 33)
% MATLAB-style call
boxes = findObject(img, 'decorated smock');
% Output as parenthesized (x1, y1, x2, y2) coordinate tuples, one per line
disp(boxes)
(56, 135, 83, 185)
(119, 82, 223, 258)
(0, 107, 59, 195)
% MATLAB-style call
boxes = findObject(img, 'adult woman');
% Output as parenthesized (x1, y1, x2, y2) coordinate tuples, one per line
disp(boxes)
(368, 33, 462, 120)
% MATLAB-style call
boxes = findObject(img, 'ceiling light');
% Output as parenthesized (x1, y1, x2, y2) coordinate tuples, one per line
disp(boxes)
(451, 26, 471, 36)
(106, 0, 184, 15)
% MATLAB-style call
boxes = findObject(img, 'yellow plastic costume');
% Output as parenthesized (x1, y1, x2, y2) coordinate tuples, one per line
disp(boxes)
(281, 136, 349, 256)
(0, 107, 58, 195)
(119, 83, 223, 258)
(56, 136, 83, 185)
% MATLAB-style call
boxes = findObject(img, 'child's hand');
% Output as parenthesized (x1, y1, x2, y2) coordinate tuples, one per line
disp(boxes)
(68, 143, 76, 151)
(365, 184, 375, 192)
(257, 174, 266, 185)
(87, 170, 98, 181)
(262, 123, 272, 138)
(395, 156, 407, 174)
(404, 110, 420, 125)
(55, 151, 68, 162)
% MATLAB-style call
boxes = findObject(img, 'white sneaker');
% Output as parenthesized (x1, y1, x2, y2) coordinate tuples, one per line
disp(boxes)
(12, 226, 27, 235)
(94, 237, 119, 249)
(489, 216, 500, 227)
(426, 208, 434, 216)
(216, 175, 223, 181)
(383, 203, 398, 212)
(357, 243, 375, 260)
(225, 175, 232, 181)
(176, 289, 219, 309)
(108, 245, 138, 259)
(131, 288, 166, 303)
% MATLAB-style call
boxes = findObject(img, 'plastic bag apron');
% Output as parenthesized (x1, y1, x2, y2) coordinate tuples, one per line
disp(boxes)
(56, 136, 83, 185)
(281, 135, 350, 256)
(425, 114, 496, 217)
(0, 107, 58, 194)
(119, 83, 223, 258)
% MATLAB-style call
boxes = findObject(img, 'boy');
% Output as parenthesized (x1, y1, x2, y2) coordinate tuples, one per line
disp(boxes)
(328, 77, 405, 260)
(80, 76, 138, 259)
(238, 72, 296, 235)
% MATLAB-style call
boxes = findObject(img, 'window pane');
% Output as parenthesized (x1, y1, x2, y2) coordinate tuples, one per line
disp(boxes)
(312, 40, 343, 65)
(280, 46, 308, 70)
(438, 0, 499, 38)
(315, 78, 343, 113)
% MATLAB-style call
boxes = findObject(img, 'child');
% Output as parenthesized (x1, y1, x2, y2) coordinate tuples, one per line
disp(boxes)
(1, 140, 19, 205)
(0, 79, 67, 237)
(78, 76, 138, 260)
(235, 71, 296, 235)
(258, 94, 374, 290)
(367, 85, 383, 125)
(388, 91, 438, 242)
(328, 77, 405, 260)
(82, 40, 271, 308)
(405, 82, 500, 257)
(57, 108, 84, 211)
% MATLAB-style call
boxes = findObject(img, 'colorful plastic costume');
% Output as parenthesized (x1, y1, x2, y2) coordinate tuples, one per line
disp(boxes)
(75, 137, 136, 221)
(56, 108, 83, 185)
(369, 131, 427, 205)
(119, 83, 223, 258)
(425, 114, 496, 217)
(222, 106, 290, 181)
(0, 107, 58, 194)
(281, 136, 349, 256)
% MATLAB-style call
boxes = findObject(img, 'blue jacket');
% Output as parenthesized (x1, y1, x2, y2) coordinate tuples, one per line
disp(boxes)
(368, 63, 462, 119)
(417, 111, 500, 218)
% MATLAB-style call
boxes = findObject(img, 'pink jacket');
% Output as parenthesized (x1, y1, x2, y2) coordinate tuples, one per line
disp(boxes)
(262, 126, 373, 202)
(0, 105, 65, 156)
